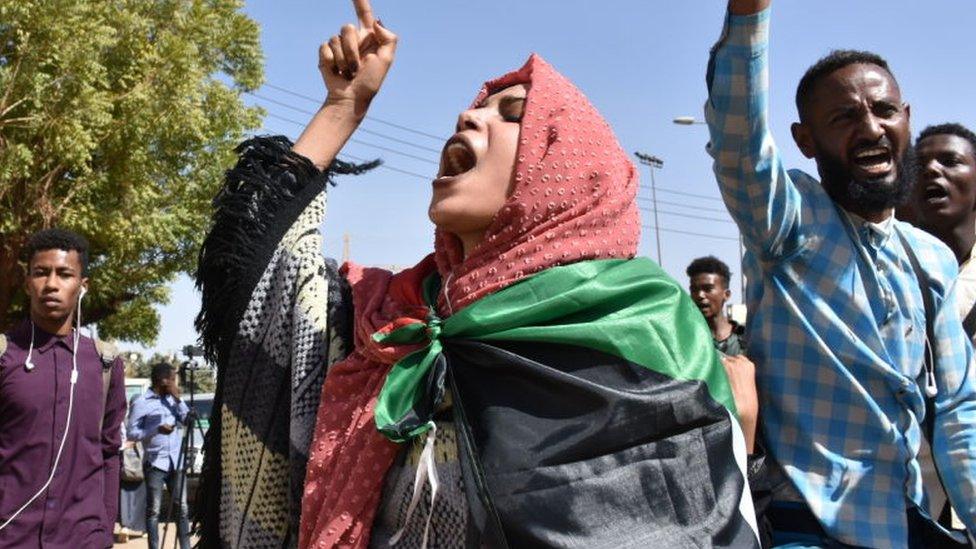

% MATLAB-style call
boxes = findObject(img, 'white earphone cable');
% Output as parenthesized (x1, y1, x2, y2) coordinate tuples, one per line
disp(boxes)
(0, 291, 84, 532)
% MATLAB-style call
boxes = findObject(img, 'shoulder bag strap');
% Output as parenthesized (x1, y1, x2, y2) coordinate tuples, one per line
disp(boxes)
(896, 230, 965, 534)
(896, 230, 938, 440)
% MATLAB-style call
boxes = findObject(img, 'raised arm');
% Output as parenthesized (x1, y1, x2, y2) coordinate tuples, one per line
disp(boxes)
(195, 0, 389, 366)
(194, 6, 378, 545)
(292, 0, 397, 168)
(705, 0, 803, 258)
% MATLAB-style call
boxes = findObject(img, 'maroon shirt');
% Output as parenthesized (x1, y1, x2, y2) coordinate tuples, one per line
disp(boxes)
(0, 320, 125, 548)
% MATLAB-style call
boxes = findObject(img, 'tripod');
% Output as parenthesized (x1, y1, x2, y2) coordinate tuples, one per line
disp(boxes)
(160, 360, 206, 549)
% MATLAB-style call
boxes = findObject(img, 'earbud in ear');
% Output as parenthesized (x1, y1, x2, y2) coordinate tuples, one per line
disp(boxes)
(79, 287, 87, 300)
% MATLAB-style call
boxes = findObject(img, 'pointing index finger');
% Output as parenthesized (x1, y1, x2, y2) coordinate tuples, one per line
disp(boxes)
(353, 0, 376, 28)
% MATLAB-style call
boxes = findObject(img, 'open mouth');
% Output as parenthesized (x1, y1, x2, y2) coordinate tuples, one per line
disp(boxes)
(923, 183, 950, 203)
(851, 145, 893, 176)
(439, 136, 476, 178)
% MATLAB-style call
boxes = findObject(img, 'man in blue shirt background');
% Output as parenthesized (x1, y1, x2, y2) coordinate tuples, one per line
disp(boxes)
(128, 362, 191, 549)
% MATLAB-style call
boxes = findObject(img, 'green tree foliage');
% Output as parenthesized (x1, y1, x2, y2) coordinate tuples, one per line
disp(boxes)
(0, 0, 264, 343)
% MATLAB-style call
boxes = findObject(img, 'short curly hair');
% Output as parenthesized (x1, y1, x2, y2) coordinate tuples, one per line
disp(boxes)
(23, 228, 90, 275)
(796, 49, 894, 122)
(917, 123, 976, 162)
(686, 255, 731, 288)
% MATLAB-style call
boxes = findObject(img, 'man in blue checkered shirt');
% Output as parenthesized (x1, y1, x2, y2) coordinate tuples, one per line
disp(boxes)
(706, 1, 976, 546)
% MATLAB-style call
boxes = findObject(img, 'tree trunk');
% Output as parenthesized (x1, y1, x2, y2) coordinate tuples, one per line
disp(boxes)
(0, 235, 25, 332)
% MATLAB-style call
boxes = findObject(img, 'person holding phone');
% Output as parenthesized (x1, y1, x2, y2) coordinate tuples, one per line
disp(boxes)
(127, 363, 191, 549)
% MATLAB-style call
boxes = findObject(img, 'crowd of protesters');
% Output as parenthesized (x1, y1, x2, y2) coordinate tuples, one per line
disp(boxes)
(4, 0, 976, 547)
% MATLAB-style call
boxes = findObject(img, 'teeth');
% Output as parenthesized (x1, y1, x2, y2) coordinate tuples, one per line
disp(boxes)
(442, 142, 472, 177)
(854, 147, 889, 159)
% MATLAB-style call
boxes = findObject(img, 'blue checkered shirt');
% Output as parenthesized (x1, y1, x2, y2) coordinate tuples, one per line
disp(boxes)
(705, 8, 976, 547)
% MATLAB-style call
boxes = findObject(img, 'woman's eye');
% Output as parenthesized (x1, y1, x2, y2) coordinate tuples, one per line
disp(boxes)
(499, 99, 525, 122)
(501, 108, 523, 122)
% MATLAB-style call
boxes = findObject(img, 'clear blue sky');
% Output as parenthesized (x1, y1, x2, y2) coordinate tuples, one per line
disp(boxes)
(127, 0, 976, 357)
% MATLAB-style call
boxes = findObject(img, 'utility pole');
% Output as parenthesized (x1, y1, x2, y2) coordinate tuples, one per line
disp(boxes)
(342, 233, 350, 263)
(634, 152, 665, 265)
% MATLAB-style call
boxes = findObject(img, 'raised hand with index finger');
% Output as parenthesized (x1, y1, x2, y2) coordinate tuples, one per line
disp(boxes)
(319, 0, 397, 118)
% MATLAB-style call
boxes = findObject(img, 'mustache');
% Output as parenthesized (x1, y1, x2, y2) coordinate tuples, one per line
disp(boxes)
(819, 143, 916, 211)
(851, 136, 893, 154)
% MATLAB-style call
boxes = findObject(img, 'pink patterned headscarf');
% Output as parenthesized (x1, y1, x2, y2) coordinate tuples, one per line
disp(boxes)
(299, 54, 640, 548)
(434, 54, 640, 313)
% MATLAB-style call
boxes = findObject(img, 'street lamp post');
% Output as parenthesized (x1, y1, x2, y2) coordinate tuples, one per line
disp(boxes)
(634, 151, 665, 266)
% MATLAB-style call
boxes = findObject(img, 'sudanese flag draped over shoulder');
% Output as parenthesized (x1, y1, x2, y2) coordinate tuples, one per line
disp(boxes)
(299, 54, 759, 548)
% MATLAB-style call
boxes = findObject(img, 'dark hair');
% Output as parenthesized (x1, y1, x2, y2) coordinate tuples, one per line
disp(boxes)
(686, 255, 731, 287)
(150, 362, 176, 386)
(917, 123, 976, 161)
(796, 49, 894, 122)
(23, 228, 90, 275)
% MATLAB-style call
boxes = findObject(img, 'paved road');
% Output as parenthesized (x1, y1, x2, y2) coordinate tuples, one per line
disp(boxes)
(113, 523, 198, 547)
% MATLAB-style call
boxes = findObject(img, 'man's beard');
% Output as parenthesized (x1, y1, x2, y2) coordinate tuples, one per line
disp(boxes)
(818, 145, 917, 213)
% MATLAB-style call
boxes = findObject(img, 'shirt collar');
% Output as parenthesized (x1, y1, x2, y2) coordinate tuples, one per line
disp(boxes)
(26, 321, 77, 354)
(845, 209, 894, 249)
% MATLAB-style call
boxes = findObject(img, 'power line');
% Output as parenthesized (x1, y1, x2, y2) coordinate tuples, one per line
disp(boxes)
(258, 125, 737, 243)
(248, 92, 444, 154)
(264, 111, 439, 165)
(338, 152, 432, 181)
(260, 123, 433, 181)
(641, 225, 740, 242)
(263, 82, 447, 141)
(640, 184, 725, 203)
(637, 196, 730, 215)
(259, 83, 729, 215)
(639, 207, 735, 225)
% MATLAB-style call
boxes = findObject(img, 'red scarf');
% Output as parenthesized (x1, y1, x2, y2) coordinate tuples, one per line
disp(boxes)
(298, 54, 639, 548)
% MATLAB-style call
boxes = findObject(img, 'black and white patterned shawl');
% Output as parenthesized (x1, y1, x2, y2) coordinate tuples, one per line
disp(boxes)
(193, 136, 375, 548)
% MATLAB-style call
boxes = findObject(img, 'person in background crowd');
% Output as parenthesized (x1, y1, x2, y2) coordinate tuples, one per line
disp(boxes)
(907, 123, 976, 343)
(117, 393, 147, 543)
(687, 255, 747, 355)
(0, 228, 126, 549)
(707, 0, 976, 546)
(128, 363, 191, 549)
(686, 255, 765, 541)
